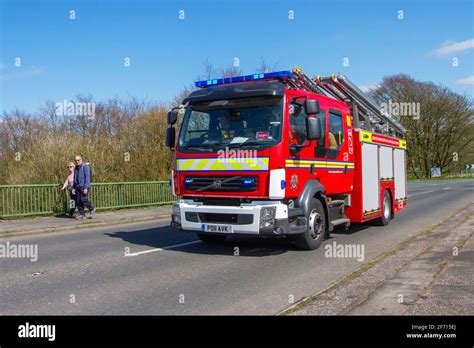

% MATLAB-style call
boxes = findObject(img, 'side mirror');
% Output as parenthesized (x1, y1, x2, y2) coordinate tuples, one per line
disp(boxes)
(305, 100, 320, 115)
(306, 117, 322, 141)
(167, 110, 178, 125)
(166, 127, 176, 149)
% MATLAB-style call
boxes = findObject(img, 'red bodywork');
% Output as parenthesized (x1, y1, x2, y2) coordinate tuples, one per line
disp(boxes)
(173, 84, 407, 223)
(344, 131, 407, 223)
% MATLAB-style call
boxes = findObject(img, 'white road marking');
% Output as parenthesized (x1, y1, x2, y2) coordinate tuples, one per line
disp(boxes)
(443, 187, 450, 190)
(126, 240, 202, 257)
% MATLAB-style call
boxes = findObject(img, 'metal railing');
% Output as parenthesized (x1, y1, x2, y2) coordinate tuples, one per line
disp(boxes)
(0, 181, 176, 219)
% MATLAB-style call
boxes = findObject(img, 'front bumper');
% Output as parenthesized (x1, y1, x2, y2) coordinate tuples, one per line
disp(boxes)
(171, 199, 304, 236)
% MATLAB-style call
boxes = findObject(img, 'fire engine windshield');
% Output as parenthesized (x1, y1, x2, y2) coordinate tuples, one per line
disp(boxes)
(178, 97, 283, 152)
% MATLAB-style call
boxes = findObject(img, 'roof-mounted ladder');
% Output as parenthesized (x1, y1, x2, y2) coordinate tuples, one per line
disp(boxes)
(316, 74, 406, 136)
(285, 66, 326, 95)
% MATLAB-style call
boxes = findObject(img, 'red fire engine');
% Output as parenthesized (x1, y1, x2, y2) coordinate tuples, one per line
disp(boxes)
(166, 67, 407, 250)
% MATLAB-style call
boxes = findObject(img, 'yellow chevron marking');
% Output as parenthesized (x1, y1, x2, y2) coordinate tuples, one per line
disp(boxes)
(177, 157, 269, 171)
(209, 161, 226, 170)
(195, 159, 208, 170)
(178, 159, 193, 170)
(229, 161, 242, 170)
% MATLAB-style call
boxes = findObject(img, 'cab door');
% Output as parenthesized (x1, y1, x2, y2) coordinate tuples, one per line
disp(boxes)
(285, 94, 327, 197)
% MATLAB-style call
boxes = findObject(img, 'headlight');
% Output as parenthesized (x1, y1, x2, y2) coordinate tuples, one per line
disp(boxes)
(260, 206, 276, 229)
(261, 206, 276, 220)
(172, 204, 181, 224)
(241, 177, 255, 188)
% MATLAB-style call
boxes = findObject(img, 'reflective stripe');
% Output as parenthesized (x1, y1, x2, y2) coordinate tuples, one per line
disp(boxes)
(360, 130, 407, 149)
(177, 157, 269, 172)
(360, 130, 373, 143)
(177, 157, 353, 171)
(195, 159, 209, 170)
(286, 159, 355, 169)
(346, 115, 352, 127)
(180, 160, 193, 171)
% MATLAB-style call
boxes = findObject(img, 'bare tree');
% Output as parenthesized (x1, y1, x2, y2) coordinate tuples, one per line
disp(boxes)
(200, 58, 216, 80)
(371, 74, 474, 178)
(0, 98, 171, 184)
(219, 65, 242, 78)
(255, 57, 279, 73)
(171, 58, 217, 107)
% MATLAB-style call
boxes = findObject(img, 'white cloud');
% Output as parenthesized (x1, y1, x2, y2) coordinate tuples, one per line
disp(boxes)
(359, 83, 378, 93)
(0, 66, 45, 82)
(433, 38, 474, 56)
(455, 75, 474, 86)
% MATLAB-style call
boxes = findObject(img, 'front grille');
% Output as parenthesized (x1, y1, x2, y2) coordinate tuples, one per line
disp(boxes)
(201, 198, 241, 206)
(185, 212, 253, 225)
(184, 176, 258, 192)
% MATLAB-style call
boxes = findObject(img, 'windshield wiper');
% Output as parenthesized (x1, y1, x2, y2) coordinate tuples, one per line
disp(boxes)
(182, 144, 216, 151)
(227, 139, 275, 148)
(183, 141, 232, 151)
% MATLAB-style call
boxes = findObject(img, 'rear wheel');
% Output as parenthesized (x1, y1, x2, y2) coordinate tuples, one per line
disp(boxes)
(293, 199, 326, 250)
(197, 233, 227, 243)
(374, 190, 392, 226)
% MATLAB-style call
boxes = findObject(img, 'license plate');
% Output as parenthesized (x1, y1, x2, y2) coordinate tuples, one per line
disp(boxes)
(202, 224, 233, 233)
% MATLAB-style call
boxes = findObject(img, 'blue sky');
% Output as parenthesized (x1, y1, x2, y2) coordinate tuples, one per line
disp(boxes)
(1, 0, 473, 114)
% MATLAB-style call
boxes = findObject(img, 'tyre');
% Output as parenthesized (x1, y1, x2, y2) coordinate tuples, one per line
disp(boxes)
(292, 199, 326, 250)
(197, 233, 227, 243)
(374, 190, 392, 226)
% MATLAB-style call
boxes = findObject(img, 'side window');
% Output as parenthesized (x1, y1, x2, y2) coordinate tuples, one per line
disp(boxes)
(289, 103, 307, 145)
(185, 111, 210, 143)
(315, 110, 326, 148)
(329, 110, 344, 149)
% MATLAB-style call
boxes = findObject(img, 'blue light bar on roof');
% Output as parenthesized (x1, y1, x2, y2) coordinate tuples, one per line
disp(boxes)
(194, 70, 294, 88)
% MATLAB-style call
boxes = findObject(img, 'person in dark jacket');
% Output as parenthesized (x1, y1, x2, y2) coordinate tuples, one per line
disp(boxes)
(72, 155, 95, 219)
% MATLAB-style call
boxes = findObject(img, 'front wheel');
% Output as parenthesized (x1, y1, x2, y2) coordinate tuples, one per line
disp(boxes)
(292, 199, 326, 250)
(197, 233, 227, 244)
(373, 190, 392, 226)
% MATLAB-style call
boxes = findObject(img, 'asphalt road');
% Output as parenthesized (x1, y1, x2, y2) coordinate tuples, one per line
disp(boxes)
(1, 180, 473, 315)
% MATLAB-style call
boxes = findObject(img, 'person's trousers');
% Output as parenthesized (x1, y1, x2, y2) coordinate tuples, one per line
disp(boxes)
(68, 191, 76, 216)
(75, 190, 94, 216)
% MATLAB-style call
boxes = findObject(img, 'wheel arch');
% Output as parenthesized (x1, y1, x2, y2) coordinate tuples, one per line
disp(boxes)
(295, 179, 330, 231)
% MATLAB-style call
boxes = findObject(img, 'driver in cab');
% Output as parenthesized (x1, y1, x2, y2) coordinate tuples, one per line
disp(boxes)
(288, 104, 306, 145)
(217, 115, 235, 140)
(217, 110, 246, 140)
